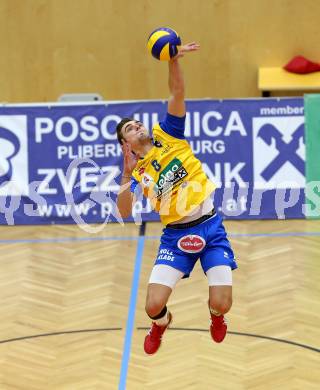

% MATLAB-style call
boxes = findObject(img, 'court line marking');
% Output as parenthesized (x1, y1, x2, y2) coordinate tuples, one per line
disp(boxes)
(0, 231, 320, 244)
(0, 327, 318, 354)
(0, 328, 122, 344)
(118, 223, 146, 390)
(137, 327, 320, 353)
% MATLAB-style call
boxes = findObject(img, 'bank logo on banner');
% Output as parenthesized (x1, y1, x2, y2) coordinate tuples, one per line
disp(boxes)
(0, 115, 29, 195)
(252, 116, 305, 189)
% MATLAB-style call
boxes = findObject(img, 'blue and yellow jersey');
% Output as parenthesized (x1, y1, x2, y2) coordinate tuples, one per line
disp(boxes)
(131, 113, 216, 225)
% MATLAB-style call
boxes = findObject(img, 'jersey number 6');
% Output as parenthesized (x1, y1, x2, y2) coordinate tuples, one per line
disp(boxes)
(151, 160, 161, 172)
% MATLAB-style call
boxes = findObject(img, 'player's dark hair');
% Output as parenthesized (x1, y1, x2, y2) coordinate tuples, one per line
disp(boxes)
(116, 117, 134, 145)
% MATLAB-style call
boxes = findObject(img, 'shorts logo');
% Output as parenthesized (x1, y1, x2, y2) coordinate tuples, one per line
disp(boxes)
(252, 116, 305, 189)
(177, 235, 206, 253)
(157, 248, 175, 261)
(0, 115, 29, 195)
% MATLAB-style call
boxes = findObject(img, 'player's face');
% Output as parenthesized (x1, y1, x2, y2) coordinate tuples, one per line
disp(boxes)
(121, 120, 149, 146)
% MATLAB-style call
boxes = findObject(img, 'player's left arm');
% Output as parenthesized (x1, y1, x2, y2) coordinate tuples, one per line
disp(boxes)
(167, 42, 200, 117)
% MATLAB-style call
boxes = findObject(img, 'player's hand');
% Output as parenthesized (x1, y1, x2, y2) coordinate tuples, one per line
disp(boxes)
(173, 42, 200, 59)
(121, 142, 138, 176)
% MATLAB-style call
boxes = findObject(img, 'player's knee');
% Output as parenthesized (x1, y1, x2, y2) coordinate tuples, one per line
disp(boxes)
(210, 296, 232, 314)
(145, 298, 166, 318)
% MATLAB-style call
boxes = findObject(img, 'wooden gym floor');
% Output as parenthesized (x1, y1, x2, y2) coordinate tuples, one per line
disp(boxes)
(0, 219, 319, 390)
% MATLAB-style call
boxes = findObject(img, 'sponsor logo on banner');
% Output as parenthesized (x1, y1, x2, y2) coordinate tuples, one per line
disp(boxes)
(252, 116, 305, 189)
(0, 116, 29, 195)
(177, 235, 206, 253)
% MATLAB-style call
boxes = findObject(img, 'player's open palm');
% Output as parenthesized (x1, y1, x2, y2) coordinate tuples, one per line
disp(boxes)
(174, 42, 200, 59)
(122, 142, 138, 175)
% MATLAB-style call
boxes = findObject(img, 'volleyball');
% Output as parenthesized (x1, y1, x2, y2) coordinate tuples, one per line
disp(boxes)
(147, 27, 181, 61)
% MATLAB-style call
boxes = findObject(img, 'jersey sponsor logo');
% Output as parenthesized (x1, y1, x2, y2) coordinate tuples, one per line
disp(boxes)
(142, 173, 153, 187)
(160, 143, 173, 156)
(177, 235, 206, 253)
(155, 158, 188, 199)
(138, 167, 145, 176)
(153, 139, 163, 148)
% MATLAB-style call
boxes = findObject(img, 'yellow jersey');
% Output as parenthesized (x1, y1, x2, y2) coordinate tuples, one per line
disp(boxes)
(131, 113, 216, 225)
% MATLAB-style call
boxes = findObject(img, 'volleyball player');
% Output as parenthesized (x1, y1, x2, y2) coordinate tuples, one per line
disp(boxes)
(116, 43, 237, 355)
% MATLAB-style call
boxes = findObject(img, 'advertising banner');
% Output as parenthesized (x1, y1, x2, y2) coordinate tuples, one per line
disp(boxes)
(0, 98, 310, 226)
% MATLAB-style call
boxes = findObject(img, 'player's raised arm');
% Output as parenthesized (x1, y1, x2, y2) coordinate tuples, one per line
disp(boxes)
(167, 42, 200, 117)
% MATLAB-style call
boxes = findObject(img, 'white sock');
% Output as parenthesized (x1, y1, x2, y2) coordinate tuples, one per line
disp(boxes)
(209, 307, 222, 316)
(154, 310, 170, 326)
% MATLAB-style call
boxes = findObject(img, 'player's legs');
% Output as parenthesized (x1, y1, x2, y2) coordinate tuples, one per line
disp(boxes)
(207, 265, 233, 343)
(145, 264, 184, 318)
(144, 265, 184, 354)
(198, 213, 237, 343)
(145, 283, 172, 319)
(208, 265, 233, 314)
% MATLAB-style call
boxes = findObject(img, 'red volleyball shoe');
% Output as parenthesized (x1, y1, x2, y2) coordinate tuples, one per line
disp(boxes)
(144, 312, 173, 355)
(210, 313, 227, 343)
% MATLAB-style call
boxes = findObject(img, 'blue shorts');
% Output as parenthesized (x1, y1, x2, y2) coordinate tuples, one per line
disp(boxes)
(155, 213, 237, 278)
